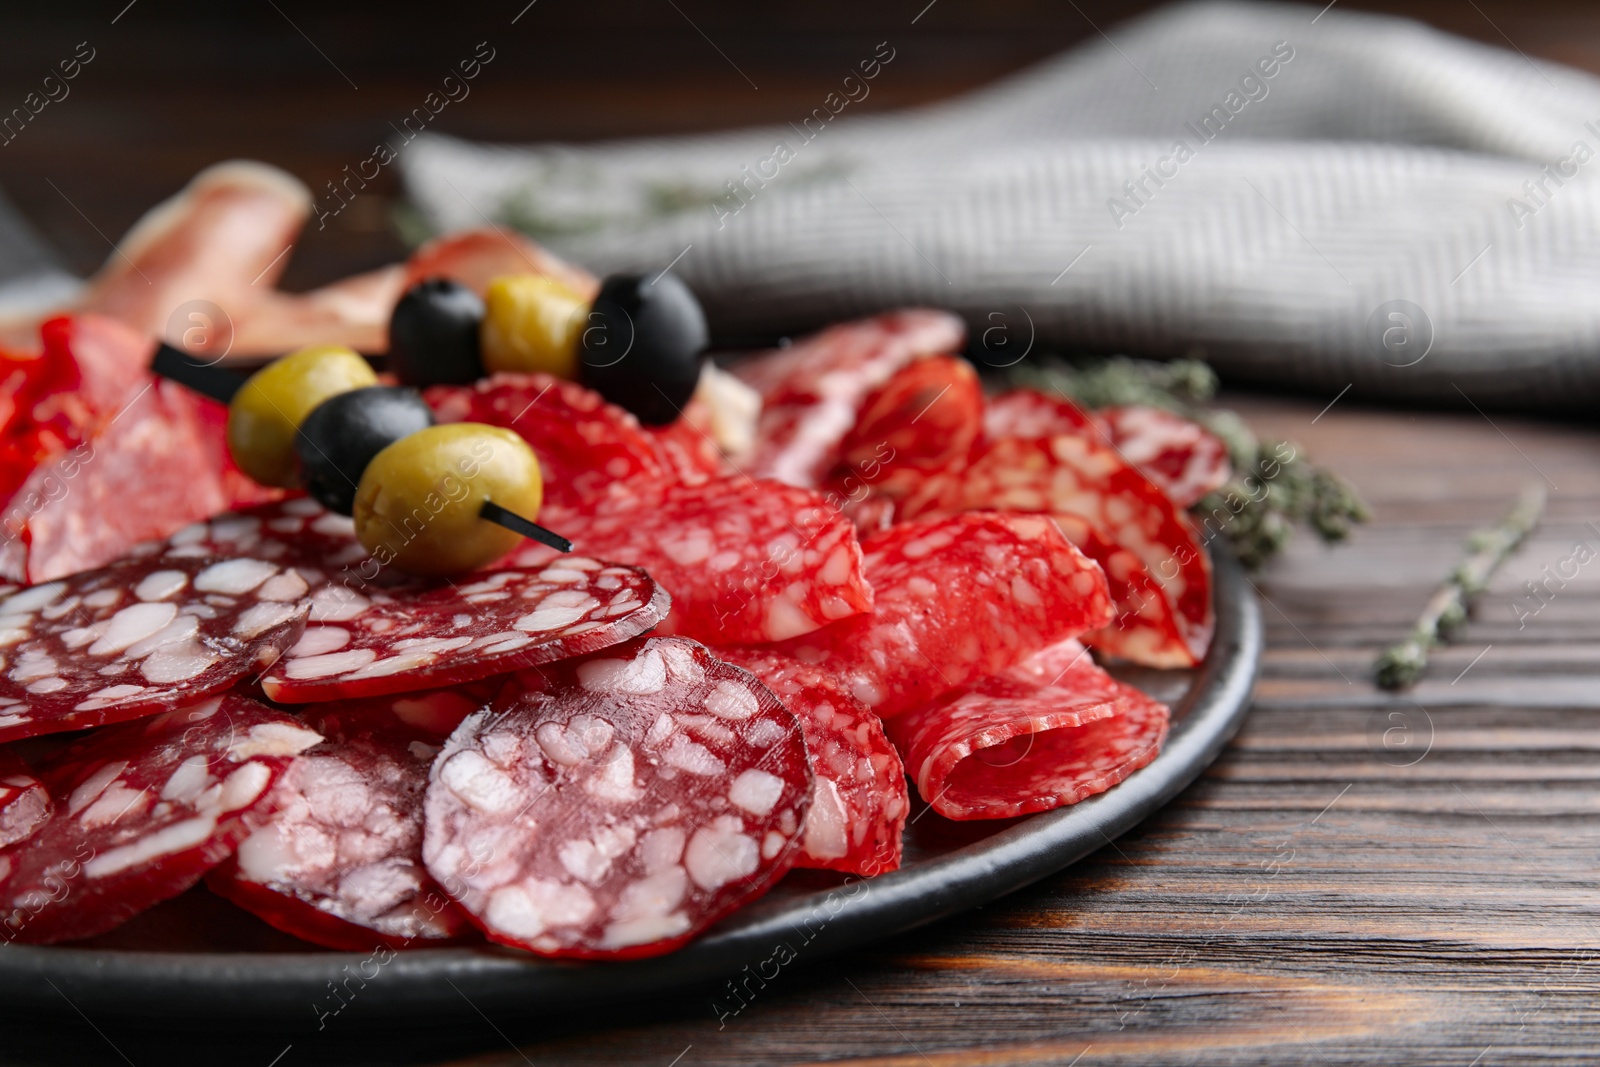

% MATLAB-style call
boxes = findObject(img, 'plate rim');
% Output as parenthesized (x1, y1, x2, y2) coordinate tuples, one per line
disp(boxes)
(0, 549, 1261, 1027)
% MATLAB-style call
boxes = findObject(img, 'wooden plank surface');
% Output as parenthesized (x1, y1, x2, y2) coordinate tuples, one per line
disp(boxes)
(5, 4, 1600, 1064)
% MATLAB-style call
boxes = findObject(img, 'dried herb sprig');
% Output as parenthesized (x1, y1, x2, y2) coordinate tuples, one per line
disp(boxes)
(1373, 484, 1545, 689)
(1010, 355, 1369, 569)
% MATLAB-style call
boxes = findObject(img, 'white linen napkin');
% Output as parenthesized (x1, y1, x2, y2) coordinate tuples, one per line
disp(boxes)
(400, 0, 1600, 410)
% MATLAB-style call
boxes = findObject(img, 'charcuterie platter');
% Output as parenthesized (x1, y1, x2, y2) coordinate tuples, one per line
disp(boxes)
(0, 163, 1263, 1030)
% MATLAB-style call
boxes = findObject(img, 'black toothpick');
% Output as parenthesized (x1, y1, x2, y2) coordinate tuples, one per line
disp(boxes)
(151, 343, 247, 404)
(480, 500, 574, 553)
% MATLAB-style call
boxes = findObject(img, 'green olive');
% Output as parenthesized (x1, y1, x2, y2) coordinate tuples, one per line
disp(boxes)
(480, 274, 588, 380)
(352, 423, 544, 576)
(227, 345, 377, 488)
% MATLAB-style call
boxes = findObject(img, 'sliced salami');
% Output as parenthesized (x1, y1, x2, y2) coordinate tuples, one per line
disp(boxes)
(423, 637, 810, 959)
(0, 555, 310, 743)
(1098, 405, 1231, 508)
(644, 394, 727, 487)
(903, 431, 1213, 666)
(0, 379, 236, 584)
(1059, 522, 1197, 669)
(209, 687, 485, 949)
(718, 647, 906, 876)
(260, 561, 668, 704)
(154, 497, 400, 595)
(733, 310, 966, 488)
(886, 639, 1171, 820)
(767, 513, 1113, 719)
(0, 750, 50, 849)
(513, 476, 872, 645)
(982, 388, 1093, 439)
(829, 355, 983, 503)
(426, 373, 673, 510)
(0, 695, 321, 944)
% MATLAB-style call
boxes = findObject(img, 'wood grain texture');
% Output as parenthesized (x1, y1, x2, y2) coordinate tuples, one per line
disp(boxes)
(4, 4, 1600, 1065)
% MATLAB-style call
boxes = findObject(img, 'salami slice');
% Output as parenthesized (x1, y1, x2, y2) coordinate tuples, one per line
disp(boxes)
(1058, 522, 1196, 669)
(209, 687, 484, 949)
(903, 431, 1213, 666)
(0, 379, 235, 584)
(717, 647, 906, 876)
(513, 476, 872, 645)
(154, 497, 397, 595)
(829, 355, 983, 503)
(644, 394, 727, 487)
(767, 513, 1113, 719)
(0, 555, 310, 743)
(982, 388, 1093, 439)
(886, 639, 1171, 820)
(426, 373, 673, 510)
(424, 637, 810, 959)
(0, 750, 50, 849)
(733, 310, 966, 488)
(1098, 405, 1231, 508)
(0, 694, 321, 944)
(260, 561, 668, 703)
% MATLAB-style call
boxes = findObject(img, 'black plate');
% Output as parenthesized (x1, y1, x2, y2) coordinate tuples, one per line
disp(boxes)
(0, 550, 1259, 1032)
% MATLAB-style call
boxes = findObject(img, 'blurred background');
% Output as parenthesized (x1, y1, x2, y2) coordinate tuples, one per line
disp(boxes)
(4, 0, 1597, 289)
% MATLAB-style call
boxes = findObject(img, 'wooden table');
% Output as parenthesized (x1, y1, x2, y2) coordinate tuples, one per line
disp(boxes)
(5, 3, 1600, 1063)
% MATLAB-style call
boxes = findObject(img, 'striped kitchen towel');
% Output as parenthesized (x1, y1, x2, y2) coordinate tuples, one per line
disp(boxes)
(401, 0, 1600, 410)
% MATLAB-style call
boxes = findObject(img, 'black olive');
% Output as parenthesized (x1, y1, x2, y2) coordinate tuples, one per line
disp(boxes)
(387, 278, 486, 387)
(295, 386, 436, 514)
(578, 272, 708, 425)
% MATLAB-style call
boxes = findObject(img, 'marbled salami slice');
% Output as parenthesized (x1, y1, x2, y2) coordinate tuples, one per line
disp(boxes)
(718, 647, 906, 876)
(260, 561, 668, 703)
(1059, 523, 1196, 669)
(733, 310, 966, 488)
(0, 695, 321, 944)
(982, 388, 1093, 439)
(1098, 405, 1231, 508)
(426, 372, 673, 511)
(887, 639, 1171, 820)
(423, 637, 810, 959)
(513, 476, 872, 645)
(829, 354, 983, 504)
(153, 496, 395, 596)
(0, 555, 310, 742)
(0, 750, 50, 849)
(210, 687, 484, 949)
(766, 513, 1113, 719)
(903, 432, 1213, 666)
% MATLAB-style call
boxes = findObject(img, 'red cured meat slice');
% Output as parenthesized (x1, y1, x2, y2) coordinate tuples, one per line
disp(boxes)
(423, 637, 810, 959)
(514, 476, 872, 645)
(209, 687, 484, 949)
(765, 513, 1113, 719)
(0, 380, 234, 583)
(260, 560, 669, 704)
(982, 388, 1093, 439)
(154, 497, 398, 595)
(0, 750, 50, 849)
(0, 694, 322, 944)
(426, 373, 672, 510)
(904, 433, 1213, 666)
(717, 647, 906, 876)
(886, 639, 1171, 820)
(829, 355, 983, 503)
(402, 228, 599, 302)
(1098, 405, 1231, 508)
(1057, 522, 1196, 669)
(644, 396, 726, 487)
(0, 555, 310, 743)
(733, 310, 967, 488)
